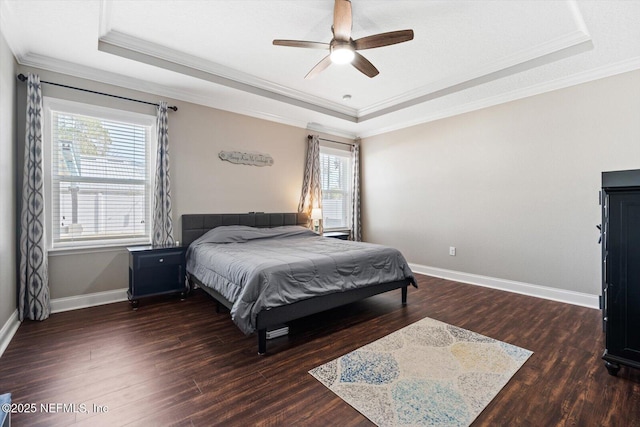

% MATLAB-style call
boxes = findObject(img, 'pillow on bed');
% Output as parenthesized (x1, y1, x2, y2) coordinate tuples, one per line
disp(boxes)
(196, 225, 317, 244)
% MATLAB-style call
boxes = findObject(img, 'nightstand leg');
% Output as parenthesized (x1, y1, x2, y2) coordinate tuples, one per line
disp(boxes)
(130, 300, 139, 310)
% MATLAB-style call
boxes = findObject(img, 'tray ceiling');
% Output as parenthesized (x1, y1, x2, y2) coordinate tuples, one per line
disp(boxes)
(2, 0, 639, 138)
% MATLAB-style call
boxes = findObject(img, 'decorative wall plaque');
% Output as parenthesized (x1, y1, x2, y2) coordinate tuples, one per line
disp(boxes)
(218, 150, 274, 166)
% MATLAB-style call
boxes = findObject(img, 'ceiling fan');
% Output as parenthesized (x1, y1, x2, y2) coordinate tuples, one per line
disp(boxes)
(273, 0, 414, 79)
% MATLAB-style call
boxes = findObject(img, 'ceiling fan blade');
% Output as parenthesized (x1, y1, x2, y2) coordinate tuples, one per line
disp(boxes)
(305, 55, 333, 79)
(333, 0, 352, 41)
(352, 52, 379, 78)
(273, 40, 330, 49)
(354, 30, 414, 50)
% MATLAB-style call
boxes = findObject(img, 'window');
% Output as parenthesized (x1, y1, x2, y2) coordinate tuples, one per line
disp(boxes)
(44, 98, 156, 249)
(320, 145, 353, 230)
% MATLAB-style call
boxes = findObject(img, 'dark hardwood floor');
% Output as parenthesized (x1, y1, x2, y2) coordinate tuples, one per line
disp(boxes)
(1, 274, 639, 426)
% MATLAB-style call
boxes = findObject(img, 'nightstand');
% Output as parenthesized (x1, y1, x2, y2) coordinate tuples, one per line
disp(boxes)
(323, 231, 350, 240)
(127, 245, 188, 309)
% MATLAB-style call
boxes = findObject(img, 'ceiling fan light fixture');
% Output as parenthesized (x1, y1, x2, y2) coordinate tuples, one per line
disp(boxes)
(330, 45, 355, 64)
(273, 0, 413, 78)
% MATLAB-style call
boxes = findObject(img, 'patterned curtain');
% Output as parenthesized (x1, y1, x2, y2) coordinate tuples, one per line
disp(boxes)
(351, 141, 362, 241)
(298, 135, 322, 232)
(152, 101, 175, 246)
(19, 73, 50, 321)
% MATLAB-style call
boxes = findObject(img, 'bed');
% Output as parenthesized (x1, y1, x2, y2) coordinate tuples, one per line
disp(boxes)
(182, 212, 416, 354)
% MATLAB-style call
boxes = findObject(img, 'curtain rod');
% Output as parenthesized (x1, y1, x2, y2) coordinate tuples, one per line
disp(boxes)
(16, 73, 178, 112)
(308, 135, 355, 147)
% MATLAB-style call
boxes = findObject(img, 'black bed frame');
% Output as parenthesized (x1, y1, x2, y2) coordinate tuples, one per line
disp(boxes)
(182, 212, 414, 355)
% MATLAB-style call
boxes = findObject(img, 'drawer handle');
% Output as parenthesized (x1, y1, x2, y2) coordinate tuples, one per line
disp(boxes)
(159, 258, 164, 263)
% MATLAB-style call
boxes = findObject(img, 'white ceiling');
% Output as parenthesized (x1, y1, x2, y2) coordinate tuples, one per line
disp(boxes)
(2, 0, 639, 138)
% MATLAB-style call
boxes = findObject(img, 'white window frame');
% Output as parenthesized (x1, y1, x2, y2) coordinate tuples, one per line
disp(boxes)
(43, 97, 157, 251)
(319, 144, 353, 232)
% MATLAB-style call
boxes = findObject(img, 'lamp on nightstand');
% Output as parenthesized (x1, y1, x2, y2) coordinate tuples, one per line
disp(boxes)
(311, 208, 322, 233)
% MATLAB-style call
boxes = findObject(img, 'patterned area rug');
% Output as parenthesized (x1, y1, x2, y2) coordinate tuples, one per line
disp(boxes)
(309, 317, 532, 426)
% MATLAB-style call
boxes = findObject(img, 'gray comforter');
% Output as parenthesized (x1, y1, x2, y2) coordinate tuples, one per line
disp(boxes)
(186, 225, 415, 334)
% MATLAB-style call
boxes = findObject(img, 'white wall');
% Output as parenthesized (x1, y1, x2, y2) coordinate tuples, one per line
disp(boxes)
(15, 67, 319, 299)
(361, 69, 640, 296)
(0, 30, 17, 328)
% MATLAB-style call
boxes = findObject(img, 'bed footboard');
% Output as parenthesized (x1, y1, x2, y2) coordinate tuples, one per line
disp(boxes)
(255, 280, 411, 355)
(192, 273, 412, 355)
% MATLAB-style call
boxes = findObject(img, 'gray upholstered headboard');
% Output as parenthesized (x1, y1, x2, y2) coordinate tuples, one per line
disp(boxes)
(181, 212, 309, 246)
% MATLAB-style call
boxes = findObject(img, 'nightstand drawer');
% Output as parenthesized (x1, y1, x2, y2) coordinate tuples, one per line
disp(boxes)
(136, 250, 183, 269)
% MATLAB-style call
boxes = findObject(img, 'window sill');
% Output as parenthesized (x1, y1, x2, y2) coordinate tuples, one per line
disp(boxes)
(48, 242, 151, 257)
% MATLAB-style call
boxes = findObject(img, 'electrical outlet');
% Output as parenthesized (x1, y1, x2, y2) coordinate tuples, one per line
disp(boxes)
(449, 246, 456, 256)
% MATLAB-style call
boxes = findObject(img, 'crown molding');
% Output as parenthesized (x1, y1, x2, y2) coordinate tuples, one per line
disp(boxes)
(359, 56, 640, 138)
(99, 27, 593, 125)
(306, 122, 357, 140)
(360, 0, 592, 118)
(16, 52, 323, 132)
(98, 0, 113, 38)
(358, 29, 592, 120)
(567, 0, 590, 36)
(98, 30, 358, 121)
(17, 51, 639, 141)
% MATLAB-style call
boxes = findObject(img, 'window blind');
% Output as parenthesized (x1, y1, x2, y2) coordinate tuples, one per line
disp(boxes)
(49, 108, 152, 247)
(320, 147, 352, 230)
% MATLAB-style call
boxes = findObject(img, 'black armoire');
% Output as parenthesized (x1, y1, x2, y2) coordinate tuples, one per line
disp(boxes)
(601, 169, 640, 376)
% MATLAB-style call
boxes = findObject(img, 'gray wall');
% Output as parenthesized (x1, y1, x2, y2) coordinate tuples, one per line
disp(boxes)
(15, 66, 338, 299)
(361, 69, 640, 296)
(0, 30, 17, 326)
(11, 66, 640, 302)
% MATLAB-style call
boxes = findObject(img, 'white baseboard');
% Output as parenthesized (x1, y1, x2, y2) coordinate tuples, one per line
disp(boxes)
(409, 263, 600, 309)
(0, 310, 20, 358)
(1, 269, 599, 358)
(50, 288, 128, 313)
